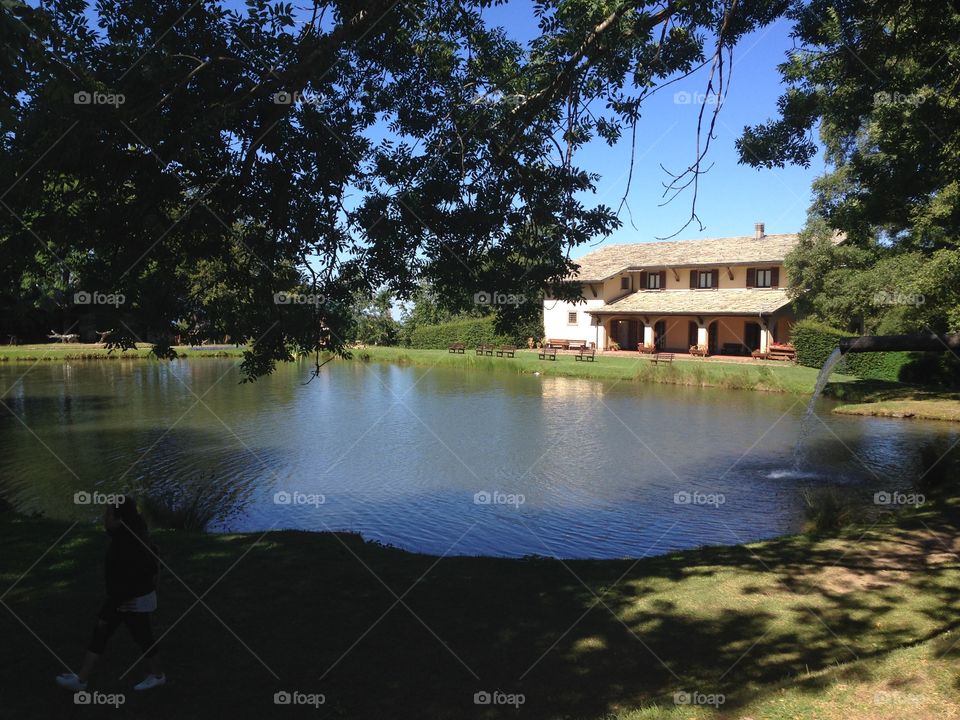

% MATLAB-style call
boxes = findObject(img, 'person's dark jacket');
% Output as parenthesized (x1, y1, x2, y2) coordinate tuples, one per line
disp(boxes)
(104, 523, 159, 602)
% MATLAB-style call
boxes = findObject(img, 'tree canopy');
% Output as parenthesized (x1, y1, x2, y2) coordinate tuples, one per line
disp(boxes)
(738, 0, 960, 335)
(1, 0, 787, 378)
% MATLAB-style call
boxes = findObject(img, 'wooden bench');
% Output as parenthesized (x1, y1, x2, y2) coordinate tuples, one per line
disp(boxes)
(545, 339, 570, 350)
(574, 347, 595, 362)
(448, 342, 465, 353)
(650, 352, 674, 365)
(538, 347, 557, 360)
(495, 345, 517, 358)
(476, 343, 495, 356)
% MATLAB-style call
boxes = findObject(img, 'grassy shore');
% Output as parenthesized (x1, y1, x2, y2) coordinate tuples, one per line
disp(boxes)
(349, 346, 833, 394)
(0, 343, 245, 361)
(4, 342, 959, 421)
(2, 494, 959, 719)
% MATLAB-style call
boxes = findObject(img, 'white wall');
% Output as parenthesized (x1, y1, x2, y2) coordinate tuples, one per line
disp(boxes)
(543, 297, 606, 347)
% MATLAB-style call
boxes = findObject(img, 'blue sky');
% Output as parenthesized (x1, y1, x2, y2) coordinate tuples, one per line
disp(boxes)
(481, 6, 826, 257)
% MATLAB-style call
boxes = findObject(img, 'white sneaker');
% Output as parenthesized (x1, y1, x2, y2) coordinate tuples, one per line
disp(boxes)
(55, 673, 87, 691)
(133, 673, 166, 691)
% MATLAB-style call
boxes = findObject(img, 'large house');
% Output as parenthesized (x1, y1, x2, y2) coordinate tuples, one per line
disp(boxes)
(543, 224, 800, 355)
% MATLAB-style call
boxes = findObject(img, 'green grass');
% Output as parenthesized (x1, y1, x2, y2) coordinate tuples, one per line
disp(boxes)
(0, 343, 245, 361)
(2, 494, 959, 719)
(824, 379, 960, 422)
(348, 346, 833, 394)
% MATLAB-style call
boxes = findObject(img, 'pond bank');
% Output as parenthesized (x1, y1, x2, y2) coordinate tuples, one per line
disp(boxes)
(3, 343, 957, 421)
(2, 494, 958, 719)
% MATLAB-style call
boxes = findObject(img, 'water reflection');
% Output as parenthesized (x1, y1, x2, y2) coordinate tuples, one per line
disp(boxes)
(0, 359, 956, 559)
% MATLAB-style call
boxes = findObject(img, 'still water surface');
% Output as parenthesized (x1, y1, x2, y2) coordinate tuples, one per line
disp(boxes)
(1, 359, 955, 558)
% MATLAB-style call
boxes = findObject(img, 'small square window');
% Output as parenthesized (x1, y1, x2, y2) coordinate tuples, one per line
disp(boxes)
(647, 273, 661, 289)
(567, 311, 578, 325)
(755, 269, 772, 287)
(697, 271, 713, 289)
(620, 276, 630, 290)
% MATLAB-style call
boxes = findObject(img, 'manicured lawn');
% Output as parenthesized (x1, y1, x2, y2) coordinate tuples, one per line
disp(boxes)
(0, 343, 244, 361)
(828, 381, 960, 422)
(1, 496, 958, 719)
(349, 346, 833, 394)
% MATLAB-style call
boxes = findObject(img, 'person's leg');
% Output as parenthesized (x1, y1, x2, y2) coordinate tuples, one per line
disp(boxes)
(80, 600, 121, 682)
(123, 612, 164, 686)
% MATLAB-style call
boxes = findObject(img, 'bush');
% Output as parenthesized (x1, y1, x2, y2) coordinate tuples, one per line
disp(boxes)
(408, 317, 513, 349)
(139, 479, 245, 532)
(792, 319, 912, 381)
(792, 320, 847, 368)
(800, 487, 856, 533)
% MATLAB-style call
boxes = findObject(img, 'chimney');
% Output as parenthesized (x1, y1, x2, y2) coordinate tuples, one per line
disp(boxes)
(754, 222, 765, 239)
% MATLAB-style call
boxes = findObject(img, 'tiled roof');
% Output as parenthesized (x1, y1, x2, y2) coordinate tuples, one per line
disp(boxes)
(571, 233, 800, 282)
(588, 288, 793, 316)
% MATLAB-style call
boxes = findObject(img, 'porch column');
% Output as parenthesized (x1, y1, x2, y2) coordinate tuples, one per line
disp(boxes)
(759, 320, 771, 352)
(696, 324, 708, 347)
(643, 324, 654, 347)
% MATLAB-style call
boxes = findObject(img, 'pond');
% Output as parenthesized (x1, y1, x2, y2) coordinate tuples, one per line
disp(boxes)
(0, 359, 955, 559)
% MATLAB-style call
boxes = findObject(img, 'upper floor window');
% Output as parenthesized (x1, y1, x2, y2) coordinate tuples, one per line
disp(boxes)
(567, 311, 578, 325)
(646, 273, 661, 289)
(747, 267, 779, 288)
(620, 276, 630, 290)
(697, 270, 714, 289)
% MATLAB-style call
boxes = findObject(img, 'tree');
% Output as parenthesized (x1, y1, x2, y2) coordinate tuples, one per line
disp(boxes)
(738, 0, 960, 333)
(2, 0, 788, 378)
(350, 289, 399, 346)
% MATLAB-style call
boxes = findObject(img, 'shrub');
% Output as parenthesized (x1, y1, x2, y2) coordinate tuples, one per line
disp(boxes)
(408, 317, 512, 349)
(139, 479, 245, 532)
(800, 487, 855, 533)
(792, 319, 912, 381)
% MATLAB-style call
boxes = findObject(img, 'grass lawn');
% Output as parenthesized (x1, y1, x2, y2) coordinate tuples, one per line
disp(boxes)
(0, 343, 245, 361)
(827, 380, 960, 422)
(348, 346, 833, 394)
(1, 496, 959, 719)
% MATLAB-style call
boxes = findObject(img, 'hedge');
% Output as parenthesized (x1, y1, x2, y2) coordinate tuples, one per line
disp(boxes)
(408, 317, 513, 349)
(791, 319, 912, 381)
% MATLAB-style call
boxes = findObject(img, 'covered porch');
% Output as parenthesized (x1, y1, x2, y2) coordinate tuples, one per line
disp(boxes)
(599, 314, 783, 356)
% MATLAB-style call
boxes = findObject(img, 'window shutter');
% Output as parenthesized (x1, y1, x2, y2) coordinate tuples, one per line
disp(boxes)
(689, 270, 697, 288)
(639, 271, 647, 289)
(771, 267, 780, 288)
(746, 268, 756, 288)
(711, 269, 719, 288)
(659, 270, 667, 289)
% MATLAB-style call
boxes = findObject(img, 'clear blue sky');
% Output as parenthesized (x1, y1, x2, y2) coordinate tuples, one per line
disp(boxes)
(481, 5, 826, 256)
